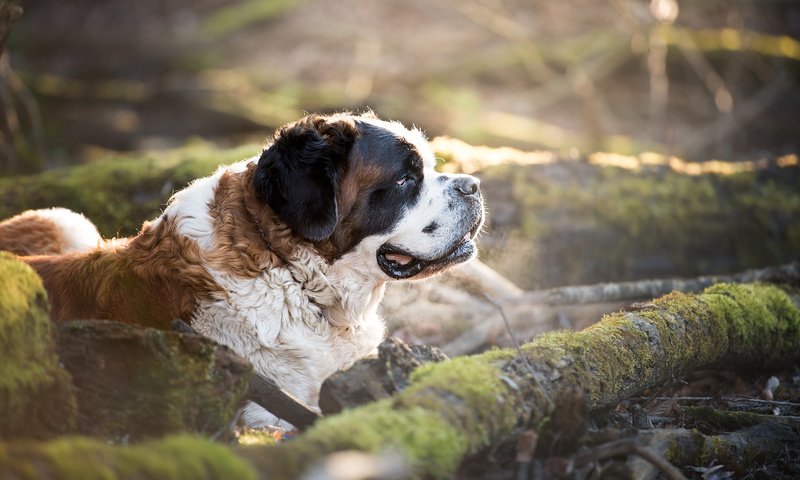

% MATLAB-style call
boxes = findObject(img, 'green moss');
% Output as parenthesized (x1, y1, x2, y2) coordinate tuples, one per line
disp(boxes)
(638, 290, 730, 371)
(0, 140, 257, 237)
(702, 283, 800, 367)
(249, 281, 799, 478)
(0, 253, 76, 439)
(507, 282, 799, 410)
(58, 321, 251, 440)
(0, 435, 256, 480)
(403, 356, 518, 446)
(519, 321, 653, 408)
(477, 157, 800, 289)
(236, 429, 279, 447)
(204, 0, 307, 39)
(276, 401, 465, 478)
(681, 406, 764, 432)
(260, 357, 520, 479)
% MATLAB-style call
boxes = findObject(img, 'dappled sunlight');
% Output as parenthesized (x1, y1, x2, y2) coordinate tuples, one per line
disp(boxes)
(3, 0, 798, 174)
(1, 2, 799, 477)
(430, 136, 557, 174)
(589, 152, 799, 176)
(665, 26, 800, 61)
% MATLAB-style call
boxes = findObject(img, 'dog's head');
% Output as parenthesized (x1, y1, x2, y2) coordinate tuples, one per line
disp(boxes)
(253, 112, 484, 280)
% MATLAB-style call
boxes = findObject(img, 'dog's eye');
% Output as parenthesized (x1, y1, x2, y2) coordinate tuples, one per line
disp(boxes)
(395, 175, 412, 186)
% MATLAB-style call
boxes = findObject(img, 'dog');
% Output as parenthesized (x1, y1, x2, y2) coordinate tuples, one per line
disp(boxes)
(0, 112, 485, 427)
(0, 207, 101, 256)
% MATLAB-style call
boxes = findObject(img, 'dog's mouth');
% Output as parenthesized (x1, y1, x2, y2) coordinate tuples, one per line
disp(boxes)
(377, 219, 482, 280)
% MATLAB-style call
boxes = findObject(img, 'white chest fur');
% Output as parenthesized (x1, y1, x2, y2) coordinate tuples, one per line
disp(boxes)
(190, 254, 386, 427)
(161, 160, 387, 427)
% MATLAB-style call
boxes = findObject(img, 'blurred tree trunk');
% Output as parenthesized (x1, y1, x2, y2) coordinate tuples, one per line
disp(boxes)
(0, 1, 21, 50)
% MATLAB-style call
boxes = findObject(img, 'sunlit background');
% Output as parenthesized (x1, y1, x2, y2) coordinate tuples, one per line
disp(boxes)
(3, 0, 799, 172)
(1, 0, 798, 299)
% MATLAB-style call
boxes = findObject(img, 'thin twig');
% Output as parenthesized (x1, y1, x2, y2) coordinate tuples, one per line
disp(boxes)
(482, 293, 554, 409)
(628, 395, 800, 408)
(516, 262, 800, 306)
(574, 439, 687, 480)
(0, 52, 47, 165)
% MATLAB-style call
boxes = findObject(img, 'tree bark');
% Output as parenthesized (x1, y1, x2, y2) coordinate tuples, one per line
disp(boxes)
(231, 282, 800, 478)
(319, 337, 448, 415)
(56, 320, 252, 441)
(0, 0, 21, 51)
(623, 422, 799, 479)
(516, 261, 800, 306)
(247, 374, 321, 430)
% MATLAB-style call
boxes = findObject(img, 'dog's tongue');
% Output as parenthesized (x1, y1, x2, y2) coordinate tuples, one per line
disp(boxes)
(385, 253, 414, 266)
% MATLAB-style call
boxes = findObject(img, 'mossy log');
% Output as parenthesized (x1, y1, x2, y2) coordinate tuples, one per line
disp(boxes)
(56, 320, 252, 441)
(620, 423, 800, 479)
(0, 435, 257, 480)
(0, 252, 76, 440)
(233, 282, 800, 478)
(0, 142, 254, 237)
(2, 141, 798, 287)
(384, 261, 799, 356)
(443, 140, 800, 289)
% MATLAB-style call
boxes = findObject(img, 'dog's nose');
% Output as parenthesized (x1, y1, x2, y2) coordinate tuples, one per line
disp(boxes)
(453, 176, 480, 196)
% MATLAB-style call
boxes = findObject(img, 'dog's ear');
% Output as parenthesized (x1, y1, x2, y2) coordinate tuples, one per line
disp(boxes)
(253, 114, 358, 242)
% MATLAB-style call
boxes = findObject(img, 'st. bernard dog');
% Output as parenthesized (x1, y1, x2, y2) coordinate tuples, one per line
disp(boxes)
(0, 112, 484, 427)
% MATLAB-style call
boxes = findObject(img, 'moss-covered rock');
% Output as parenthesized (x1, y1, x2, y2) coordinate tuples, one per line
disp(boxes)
(0, 252, 76, 439)
(56, 320, 253, 441)
(0, 434, 257, 480)
(3, 140, 797, 288)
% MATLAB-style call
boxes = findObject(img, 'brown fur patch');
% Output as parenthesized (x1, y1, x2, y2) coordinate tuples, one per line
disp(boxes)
(0, 212, 66, 255)
(25, 216, 224, 328)
(329, 162, 386, 256)
(205, 166, 303, 277)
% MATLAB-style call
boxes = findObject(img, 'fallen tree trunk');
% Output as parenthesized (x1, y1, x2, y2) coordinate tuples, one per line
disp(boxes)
(621, 422, 800, 479)
(0, 1, 22, 51)
(516, 261, 800, 305)
(3, 282, 799, 478)
(231, 282, 800, 478)
(386, 261, 799, 356)
(56, 320, 252, 440)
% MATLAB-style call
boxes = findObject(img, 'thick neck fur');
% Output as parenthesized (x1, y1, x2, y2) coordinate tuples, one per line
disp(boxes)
(165, 160, 387, 332)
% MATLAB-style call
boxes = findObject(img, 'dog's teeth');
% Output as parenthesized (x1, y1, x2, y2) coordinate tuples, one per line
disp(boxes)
(385, 253, 414, 266)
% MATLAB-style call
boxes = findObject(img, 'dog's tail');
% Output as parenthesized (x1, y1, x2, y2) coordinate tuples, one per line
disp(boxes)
(0, 208, 102, 256)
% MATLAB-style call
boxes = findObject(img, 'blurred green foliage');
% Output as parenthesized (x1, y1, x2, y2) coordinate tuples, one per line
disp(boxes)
(0, 141, 258, 237)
